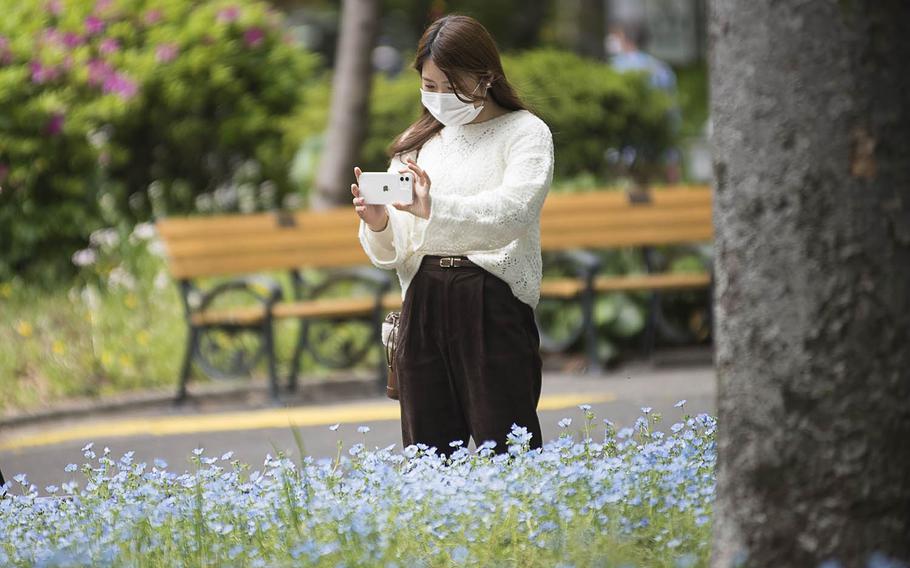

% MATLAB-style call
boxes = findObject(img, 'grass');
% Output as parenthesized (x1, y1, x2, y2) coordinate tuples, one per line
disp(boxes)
(0, 224, 384, 418)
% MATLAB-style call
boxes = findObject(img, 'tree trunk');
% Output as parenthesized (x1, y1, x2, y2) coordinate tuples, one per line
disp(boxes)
(312, 0, 380, 211)
(709, 1, 910, 567)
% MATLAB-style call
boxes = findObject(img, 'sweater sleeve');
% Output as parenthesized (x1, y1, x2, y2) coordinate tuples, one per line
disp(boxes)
(357, 150, 418, 270)
(412, 119, 554, 253)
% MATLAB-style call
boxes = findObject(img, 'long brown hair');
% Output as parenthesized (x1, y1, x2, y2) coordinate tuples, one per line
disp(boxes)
(387, 14, 530, 158)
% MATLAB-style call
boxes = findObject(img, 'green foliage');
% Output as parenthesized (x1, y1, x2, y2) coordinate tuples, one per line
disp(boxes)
(505, 48, 675, 180)
(287, 48, 675, 187)
(0, 0, 321, 280)
(674, 62, 709, 139)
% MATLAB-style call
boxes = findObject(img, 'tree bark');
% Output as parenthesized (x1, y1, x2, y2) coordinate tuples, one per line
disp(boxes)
(312, 0, 380, 210)
(709, 1, 910, 567)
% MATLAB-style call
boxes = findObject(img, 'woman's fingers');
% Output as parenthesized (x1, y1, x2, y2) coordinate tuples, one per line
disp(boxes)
(406, 159, 430, 188)
(405, 162, 424, 185)
(353, 166, 362, 182)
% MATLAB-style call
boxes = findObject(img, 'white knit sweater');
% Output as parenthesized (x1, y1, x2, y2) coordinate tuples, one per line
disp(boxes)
(357, 109, 554, 309)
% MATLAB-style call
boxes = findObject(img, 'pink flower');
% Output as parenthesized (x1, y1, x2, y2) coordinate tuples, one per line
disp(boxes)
(87, 58, 114, 86)
(63, 32, 84, 48)
(30, 61, 60, 83)
(243, 27, 264, 48)
(0, 36, 11, 65)
(102, 71, 138, 100)
(40, 28, 64, 46)
(46, 0, 62, 16)
(99, 37, 119, 55)
(45, 112, 65, 136)
(154, 43, 178, 63)
(216, 6, 240, 24)
(85, 16, 105, 35)
(143, 9, 163, 25)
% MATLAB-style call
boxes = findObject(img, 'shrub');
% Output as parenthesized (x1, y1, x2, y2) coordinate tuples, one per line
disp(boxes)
(287, 48, 675, 187)
(0, 0, 321, 281)
(506, 48, 676, 181)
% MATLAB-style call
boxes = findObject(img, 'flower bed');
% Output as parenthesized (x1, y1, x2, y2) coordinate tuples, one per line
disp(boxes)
(0, 405, 716, 567)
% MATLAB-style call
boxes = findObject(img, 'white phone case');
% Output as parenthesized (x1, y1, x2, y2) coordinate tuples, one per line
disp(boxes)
(359, 172, 414, 205)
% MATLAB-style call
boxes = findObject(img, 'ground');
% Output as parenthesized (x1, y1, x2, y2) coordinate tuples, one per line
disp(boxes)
(1, 354, 715, 493)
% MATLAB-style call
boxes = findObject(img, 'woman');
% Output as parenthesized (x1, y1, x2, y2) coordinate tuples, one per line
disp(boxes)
(351, 14, 554, 455)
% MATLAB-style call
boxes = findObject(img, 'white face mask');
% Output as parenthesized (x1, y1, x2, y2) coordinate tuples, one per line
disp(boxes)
(420, 88, 484, 126)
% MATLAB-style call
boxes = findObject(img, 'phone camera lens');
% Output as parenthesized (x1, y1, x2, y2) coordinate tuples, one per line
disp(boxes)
(399, 176, 404, 181)
(405, 176, 410, 181)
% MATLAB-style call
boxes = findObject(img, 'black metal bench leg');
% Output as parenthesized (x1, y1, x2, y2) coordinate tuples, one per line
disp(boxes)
(287, 319, 306, 393)
(581, 287, 604, 375)
(641, 291, 659, 363)
(263, 317, 280, 405)
(175, 327, 200, 405)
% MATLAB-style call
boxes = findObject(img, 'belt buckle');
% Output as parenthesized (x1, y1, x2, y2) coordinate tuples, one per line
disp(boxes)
(439, 256, 461, 268)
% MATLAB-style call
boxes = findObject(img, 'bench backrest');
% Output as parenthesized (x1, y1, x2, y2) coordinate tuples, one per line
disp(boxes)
(156, 185, 712, 279)
(156, 208, 365, 279)
(540, 186, 713, 250)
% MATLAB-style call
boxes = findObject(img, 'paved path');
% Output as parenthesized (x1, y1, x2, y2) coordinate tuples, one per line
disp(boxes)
(0, 362, 715, 493)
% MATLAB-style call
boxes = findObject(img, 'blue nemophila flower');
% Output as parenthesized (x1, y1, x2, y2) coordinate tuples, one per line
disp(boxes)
(641, 406, 652, 414)
(329, 423, 340, 431)
(674, 399, 687, 408)
(578, 404, 592, 411)
(357, 425, 371, 434)
(558, 418, 572, 428)
(0, 407, 717, 566)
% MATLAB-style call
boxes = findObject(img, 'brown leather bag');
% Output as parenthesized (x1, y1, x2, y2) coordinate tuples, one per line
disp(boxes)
(381, 311, 401, 400)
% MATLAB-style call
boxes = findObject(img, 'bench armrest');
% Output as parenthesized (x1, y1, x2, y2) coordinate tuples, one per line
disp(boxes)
(547, 249, 603, 280)
(197, 275, 283, 312)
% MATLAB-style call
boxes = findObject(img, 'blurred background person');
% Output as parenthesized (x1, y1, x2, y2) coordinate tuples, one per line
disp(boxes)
(607, 21, 682, 184)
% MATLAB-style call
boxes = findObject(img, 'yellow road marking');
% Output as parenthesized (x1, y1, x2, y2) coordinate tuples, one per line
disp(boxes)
(0, 392, 615, 452)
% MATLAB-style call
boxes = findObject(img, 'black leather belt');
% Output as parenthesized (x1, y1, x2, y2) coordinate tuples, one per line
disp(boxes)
(421, 255, 480, 268)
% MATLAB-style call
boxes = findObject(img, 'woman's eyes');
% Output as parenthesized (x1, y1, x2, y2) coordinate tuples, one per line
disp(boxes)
(424, 84, 454, 92)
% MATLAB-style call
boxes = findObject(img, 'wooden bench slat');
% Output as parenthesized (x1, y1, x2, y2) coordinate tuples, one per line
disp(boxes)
(189, 270, 710, 326)
(169, 249, 373, 279)
(592, 272, 711, 292)
(190, 293, 405, 326)
(163, 232, 363, 263)
(542, 188, 712, 210)
(539, 280, 586, 297)
(541, 225, 714, 249)
(160, 208, 711, 264)
(541, 208, 711, 232)
(539, 272, 711, 299)
(158, 186, 714, 278)
(156, 210, 356, 239)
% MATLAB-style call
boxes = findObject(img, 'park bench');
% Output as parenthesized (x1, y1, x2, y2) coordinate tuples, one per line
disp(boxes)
(155, 184, 712, 403)
(537, 185, 713, 373)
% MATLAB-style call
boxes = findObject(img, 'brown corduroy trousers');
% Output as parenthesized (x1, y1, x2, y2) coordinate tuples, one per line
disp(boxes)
(395, 254, 543, 456)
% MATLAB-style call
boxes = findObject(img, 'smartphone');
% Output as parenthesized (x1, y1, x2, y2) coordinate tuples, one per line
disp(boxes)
(358, 172, 414, 205)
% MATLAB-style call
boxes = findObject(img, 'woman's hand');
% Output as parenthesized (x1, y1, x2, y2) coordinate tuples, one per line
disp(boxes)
(393, 158, 432, 220)
(351, 166, 389, 231)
